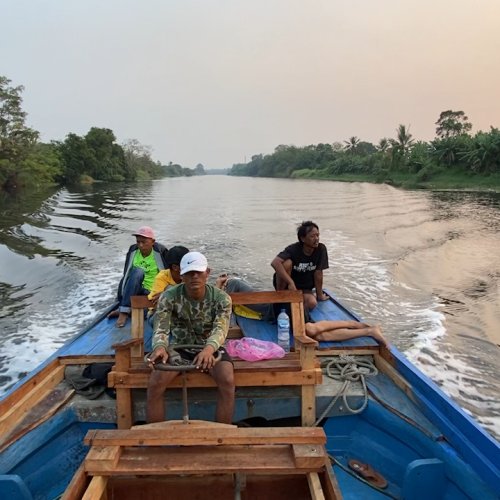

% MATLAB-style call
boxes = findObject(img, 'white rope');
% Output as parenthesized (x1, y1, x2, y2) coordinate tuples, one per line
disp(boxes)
(314, 355, 378, 426)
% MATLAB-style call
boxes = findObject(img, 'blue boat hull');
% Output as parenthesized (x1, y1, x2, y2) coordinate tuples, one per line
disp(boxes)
(0, 292, 498, 499)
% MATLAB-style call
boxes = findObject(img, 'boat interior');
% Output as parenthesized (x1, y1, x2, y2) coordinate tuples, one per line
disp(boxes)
(0, 290, 497, 499)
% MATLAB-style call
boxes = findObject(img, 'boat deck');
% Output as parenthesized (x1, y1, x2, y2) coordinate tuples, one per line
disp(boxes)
(1, 292, 498, 500)
(59, 290, 378, 360)
(2, 290, 382, 428)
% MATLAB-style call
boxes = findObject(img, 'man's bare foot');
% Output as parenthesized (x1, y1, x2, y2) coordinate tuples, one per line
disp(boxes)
(369, 326, 388, 348)
(107, 309, 119, 319)
(116, 313, 129, 328)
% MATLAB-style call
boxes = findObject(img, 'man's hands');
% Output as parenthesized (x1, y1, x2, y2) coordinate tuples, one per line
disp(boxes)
(149, 292, 162, 305)
(215, 274, 229, 290)
(193, 345, 216, 371)
(148, 345, 218, 371)
(317, 291, 329, 301)
(147, 346, 168, 368)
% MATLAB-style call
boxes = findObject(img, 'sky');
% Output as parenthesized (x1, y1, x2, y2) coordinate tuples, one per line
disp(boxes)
(2, 0, 500, 169)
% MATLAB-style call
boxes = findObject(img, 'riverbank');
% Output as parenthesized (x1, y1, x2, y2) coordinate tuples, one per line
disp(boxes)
(292, 169, 500, 192)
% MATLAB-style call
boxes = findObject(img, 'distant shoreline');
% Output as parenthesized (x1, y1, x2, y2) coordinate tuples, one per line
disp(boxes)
(287, 172, 500, 193)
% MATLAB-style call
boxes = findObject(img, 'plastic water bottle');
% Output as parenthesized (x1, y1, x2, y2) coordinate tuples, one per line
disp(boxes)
(277, 309, 290, 352)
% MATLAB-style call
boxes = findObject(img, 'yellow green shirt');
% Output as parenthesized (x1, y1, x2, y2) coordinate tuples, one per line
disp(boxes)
(132, 250, 158, 291)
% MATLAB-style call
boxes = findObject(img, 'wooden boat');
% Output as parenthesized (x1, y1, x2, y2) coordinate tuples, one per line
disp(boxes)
(0, 289, 498, 499)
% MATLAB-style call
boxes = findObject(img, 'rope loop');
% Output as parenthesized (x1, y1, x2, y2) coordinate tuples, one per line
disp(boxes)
(314, 355, 378, 426)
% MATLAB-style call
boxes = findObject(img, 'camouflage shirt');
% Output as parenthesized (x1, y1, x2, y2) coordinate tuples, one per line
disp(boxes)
(152, 283, 232, 352)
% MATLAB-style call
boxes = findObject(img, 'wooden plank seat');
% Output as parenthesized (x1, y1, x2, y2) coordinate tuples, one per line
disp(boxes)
(74, 422, 341, 500)
(108, 290, 322, 429)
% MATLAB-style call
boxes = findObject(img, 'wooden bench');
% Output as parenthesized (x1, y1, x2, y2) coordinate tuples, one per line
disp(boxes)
(66, 421, 341, 499)
(108, 290, 322, 429)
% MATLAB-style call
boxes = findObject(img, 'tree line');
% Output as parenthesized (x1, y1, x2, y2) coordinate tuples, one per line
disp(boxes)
(0, 76, 204, 193)
(229, 111, 500, 188)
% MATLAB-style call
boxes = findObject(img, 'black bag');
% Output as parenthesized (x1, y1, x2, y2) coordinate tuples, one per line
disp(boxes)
(65, 363, 115, 399)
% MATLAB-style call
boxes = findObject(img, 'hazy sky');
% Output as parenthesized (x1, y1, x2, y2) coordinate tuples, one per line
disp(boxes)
(2, 0, 499, 169)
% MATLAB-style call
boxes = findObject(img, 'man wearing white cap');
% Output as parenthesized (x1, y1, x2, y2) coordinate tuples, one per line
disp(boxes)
(147, 251, 235, 424)
(108, 226, 169, 327)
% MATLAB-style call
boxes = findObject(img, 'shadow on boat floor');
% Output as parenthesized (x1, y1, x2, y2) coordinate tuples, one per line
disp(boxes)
(234, 415, 302, 427)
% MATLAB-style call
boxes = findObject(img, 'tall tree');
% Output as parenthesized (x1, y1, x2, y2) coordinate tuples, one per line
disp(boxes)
(85, 127, 127, 181)
(344, 136, 360, 153)
(122, 139, 160, 180)
(435, 110, 472, 138)
(460, 127, 500, 174)
(58, 133, 93, 184)
(377, 138, 390, 153)
(393, 124, 414, 155)
(0, 76, 39, 162)
(0, 76, 40, 190)
(194, 163, 206, 175)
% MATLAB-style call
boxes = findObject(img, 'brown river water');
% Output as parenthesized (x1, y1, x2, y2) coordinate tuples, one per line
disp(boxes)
(0, 176, 498, 439)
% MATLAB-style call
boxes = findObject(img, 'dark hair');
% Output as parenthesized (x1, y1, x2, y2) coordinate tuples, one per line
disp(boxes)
(297, 221, 319, 242)
(166, 245, 189, 268)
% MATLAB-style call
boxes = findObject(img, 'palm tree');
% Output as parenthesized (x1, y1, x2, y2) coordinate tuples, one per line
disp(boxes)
(460, 128, 500, 174)
(377, 138, 390, 153)
(394, 125, 414, 156)
(344, 136, 360, 153)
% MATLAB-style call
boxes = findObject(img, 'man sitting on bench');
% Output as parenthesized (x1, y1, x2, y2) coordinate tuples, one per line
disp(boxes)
(146, 251, 235, 424)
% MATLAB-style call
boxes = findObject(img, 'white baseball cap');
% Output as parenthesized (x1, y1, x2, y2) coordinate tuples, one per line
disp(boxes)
(180, 251, 208, 275)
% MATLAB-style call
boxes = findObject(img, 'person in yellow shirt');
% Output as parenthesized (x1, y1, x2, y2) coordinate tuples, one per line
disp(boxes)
(146, 246, 189, 324)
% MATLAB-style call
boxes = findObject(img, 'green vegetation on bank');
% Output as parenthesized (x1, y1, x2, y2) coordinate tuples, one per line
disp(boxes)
(229, 112, 500, 191)
(0, 76, 204, 193)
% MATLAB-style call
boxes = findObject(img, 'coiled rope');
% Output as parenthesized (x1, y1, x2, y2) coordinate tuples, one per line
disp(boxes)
(314, 354, 378, 426)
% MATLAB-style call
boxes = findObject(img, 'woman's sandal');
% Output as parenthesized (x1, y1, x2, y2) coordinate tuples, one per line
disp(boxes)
(348, 459, 388, 489)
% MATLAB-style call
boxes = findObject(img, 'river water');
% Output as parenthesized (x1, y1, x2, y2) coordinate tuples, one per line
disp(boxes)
(0, 176, 499, 439)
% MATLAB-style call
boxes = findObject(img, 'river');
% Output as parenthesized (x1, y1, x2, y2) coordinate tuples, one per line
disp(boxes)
(0, 176, 499, 439)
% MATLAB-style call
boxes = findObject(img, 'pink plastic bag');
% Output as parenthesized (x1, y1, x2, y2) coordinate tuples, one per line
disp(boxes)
(225, 337, 285, 362)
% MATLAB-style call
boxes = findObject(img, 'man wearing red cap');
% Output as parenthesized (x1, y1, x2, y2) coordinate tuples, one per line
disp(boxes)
(108, 226, 169, 327)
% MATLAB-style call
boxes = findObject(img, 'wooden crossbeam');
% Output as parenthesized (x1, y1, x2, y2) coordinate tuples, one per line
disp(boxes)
(127, 351, 309, 371)
(230, 290, 303, 305)
(84, 426, 326, 447)
(85, 445, 329, 476)
(109, 367, 321, 389)
(130, 290, 303, 308)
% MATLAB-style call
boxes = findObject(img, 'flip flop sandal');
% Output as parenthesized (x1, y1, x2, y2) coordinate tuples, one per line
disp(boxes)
(116, 317, 128, 328)
(348, 459, 388, 489)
